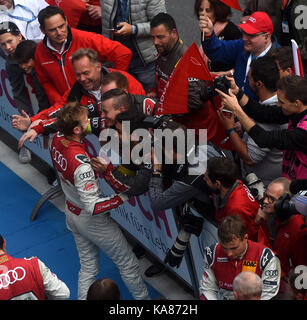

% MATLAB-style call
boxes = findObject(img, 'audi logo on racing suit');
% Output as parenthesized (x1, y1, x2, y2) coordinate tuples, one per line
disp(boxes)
(79, 171, 94, 180)
(265, 270, 278, 277)
(51, 147, 67, 171)
(0, 267, 26, 289)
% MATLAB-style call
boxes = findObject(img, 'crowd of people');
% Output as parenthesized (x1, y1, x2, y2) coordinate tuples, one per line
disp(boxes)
(0, 0, 307, 300)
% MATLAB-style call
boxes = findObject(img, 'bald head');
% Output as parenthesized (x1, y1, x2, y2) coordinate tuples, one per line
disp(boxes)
(233, 271, 263, 300)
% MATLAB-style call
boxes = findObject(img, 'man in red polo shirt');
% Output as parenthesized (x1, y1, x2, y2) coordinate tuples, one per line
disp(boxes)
(255, 177, 305, 275)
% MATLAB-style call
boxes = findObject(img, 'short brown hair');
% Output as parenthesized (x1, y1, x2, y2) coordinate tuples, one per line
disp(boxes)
(218, 215, 246, 243)
(71, 48, 100, 65)
(268, 46, 293, 71)
(14, 40, 37, 63)
(101, 88, 131, 111)
(194, 0, 231, 21)
(207, 157, 238, 188)
(277, 75, 307, 104)
(38, 5, 66, 30)
(56, 101, 88, 136)
(102, 71, 129, 91)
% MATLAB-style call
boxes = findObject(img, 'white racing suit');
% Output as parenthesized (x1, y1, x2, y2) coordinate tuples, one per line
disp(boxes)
(199, 240, 281, 300)
(51, 132, 149, 300)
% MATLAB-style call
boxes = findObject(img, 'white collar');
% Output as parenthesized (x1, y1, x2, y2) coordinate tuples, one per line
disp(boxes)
(46, 37, 67, 54)
(260, 94, 278, 105)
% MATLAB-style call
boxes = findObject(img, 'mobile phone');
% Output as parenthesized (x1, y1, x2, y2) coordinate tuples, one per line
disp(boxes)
(106, 26, 122, 31)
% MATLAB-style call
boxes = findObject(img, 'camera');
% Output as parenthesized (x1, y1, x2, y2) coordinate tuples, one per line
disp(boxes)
(274, 190, 307, 222)
(245, 173, 265, 202)
(213, 75, 232, 94)
(274, 179, 307, 221)
(164, 206, 203, 268)
(141, 115, 172, 130)
(199, 75, 232, 101)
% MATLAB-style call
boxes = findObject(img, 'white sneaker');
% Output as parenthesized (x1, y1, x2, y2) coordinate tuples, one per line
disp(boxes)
(18, 147, 31, 164)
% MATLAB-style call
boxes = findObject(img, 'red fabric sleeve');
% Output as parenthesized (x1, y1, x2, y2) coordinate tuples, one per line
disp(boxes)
(83, 30, 132, 72)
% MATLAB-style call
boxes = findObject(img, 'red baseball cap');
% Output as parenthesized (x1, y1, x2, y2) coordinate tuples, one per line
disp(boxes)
(238, 11, 273, 35)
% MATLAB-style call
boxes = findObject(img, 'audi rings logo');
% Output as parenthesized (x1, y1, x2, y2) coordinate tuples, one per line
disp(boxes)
(0, 267, 26, 289)
(265, 270, 278, 278)
(52, 147, 67, 171)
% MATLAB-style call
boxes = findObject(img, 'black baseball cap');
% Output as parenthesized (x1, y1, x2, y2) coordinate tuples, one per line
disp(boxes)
(0, 21, 21, 35)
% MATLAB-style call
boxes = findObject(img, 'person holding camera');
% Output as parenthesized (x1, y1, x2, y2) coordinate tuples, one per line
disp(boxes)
(217, 56, 287, 187)
(200, 215, 281, 300)
(199, 10, 278, 100)
(255, 177, 304, 295)
(216, 74, 307, 181)
(147, 121, 226, 269)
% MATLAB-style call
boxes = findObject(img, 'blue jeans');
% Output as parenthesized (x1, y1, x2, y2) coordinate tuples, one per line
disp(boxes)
(128, 59, 156, 93)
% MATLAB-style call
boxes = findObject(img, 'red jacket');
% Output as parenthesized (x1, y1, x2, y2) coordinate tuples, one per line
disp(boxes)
(258, 214, 305, 275)
(31, 67, 145, 125)
(0, 254, 45, 300)
(35, 26, 132, 105)
(289, 225, 307, 269)
(213, 180, 260, 241)
(274, 214, 305, 275)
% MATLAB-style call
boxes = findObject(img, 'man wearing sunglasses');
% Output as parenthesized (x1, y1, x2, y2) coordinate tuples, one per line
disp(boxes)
(199, 11, 279, 100)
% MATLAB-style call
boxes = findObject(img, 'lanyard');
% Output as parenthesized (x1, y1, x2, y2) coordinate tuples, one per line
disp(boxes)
(5, 4, 36, 23)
